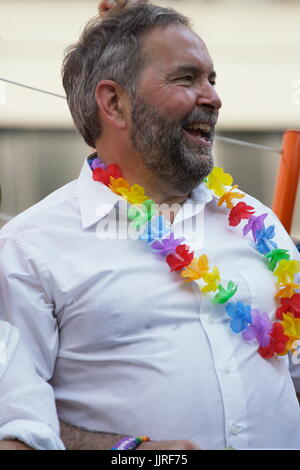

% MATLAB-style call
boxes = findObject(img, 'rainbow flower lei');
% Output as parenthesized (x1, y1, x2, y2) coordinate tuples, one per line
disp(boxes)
(88, 156, 300, 360)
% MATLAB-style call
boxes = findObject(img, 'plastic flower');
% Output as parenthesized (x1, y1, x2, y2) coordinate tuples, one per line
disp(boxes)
(212, 281, 238, 304)
(228, 202, 255, 227)
(265, 248, 290, 272)
(181, 255, 210, 282)
(91, 158, 105, 170)
(225, 301, 252, 333)
(275, 293, 300, 320)
(152, 232, 185, 256)
(217, 185, 245, 210)
(273, 259, 300, 284)
(275, 282, 300, 298)
(109, 177, 130, 196)
(242, 310, 273, 347)
(206, 167, 233, 197)
(92, 164, 122, 186)
(255, 226, 277, 255)
(201, 267, 221, 293)
(280, 312, 300, 354)
(118, 184, 148, 204)
(139, 216, 170, 243)
(242, 213, 268, 241)
(128, 199, 157, 229)
(166, 244, 194, 272)
(258, 322, 289, 359)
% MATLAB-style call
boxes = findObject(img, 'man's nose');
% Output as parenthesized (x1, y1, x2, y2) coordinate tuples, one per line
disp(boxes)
(197, 82, 222, 111)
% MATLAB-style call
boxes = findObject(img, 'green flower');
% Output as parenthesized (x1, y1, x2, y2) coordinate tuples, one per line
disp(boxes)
(265, 249, 290, 271)
(128, 199, 157, 230)
(212, 281, 238, 304)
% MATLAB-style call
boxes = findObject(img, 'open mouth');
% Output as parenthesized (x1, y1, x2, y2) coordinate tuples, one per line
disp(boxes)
(183, 122, 213, 147)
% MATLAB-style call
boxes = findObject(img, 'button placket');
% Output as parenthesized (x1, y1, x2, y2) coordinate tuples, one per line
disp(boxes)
(198, 308, 249, 449)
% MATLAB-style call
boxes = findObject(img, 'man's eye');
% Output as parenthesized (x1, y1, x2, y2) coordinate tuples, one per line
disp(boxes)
(176, 76, 193, 82)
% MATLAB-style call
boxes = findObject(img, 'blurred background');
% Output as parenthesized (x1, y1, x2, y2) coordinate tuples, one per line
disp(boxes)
(0, 0, 299, 239)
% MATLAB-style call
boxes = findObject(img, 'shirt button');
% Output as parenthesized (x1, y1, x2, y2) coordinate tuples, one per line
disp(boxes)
(230, 424, 242, 435)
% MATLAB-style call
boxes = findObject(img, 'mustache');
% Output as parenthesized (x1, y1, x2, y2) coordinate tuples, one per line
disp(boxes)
(180, 108, 218, 128)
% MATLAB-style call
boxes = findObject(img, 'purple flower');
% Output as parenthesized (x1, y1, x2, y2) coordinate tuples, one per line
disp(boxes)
(91, 159, 106, 170)
(242, 309, 273, 347)
(151, 232, 185, 256)
(243, 213, 268, 241)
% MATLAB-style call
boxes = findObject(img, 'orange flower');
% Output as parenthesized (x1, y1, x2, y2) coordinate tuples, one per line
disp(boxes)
(109, 177, 130, 195)
(181, 255, 209, 282)
(217, 185, 245, 210)
(275, 282, 300, 298)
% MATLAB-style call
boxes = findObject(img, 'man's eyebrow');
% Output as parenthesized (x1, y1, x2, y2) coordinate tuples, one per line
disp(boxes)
(167, 65, 217, 80)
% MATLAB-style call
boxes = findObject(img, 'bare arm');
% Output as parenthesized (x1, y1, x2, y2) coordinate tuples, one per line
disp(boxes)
(59, 420, 200, 450)
(60, 420, 127, 450)
(0, 440, 33, 450)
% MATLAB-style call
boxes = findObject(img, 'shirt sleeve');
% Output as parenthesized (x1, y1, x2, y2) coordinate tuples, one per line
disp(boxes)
(0, 235, 58, 381)
(0, 321, 65, 450)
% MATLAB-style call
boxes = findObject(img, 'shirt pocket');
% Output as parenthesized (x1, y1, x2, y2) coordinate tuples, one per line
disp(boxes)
(237, 266, 277, 318)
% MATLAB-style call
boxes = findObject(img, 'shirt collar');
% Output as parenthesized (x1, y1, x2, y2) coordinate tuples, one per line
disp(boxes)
(76, 156, 213, 229)
(190, 182, 213, 204)
(76, 157, 121, 229)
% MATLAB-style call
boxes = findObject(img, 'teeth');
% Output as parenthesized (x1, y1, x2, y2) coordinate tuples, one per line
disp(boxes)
(187, 123, 211, 132)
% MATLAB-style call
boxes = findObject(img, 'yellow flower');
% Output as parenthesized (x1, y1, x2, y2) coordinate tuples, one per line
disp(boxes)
(117, 184, 149, 204)
(109, 177, 130, 195)
(201, 266, 221, 293)
(281, 312, 300, 354)
(273, 260, 300, 284)
(206, 167, 234, 198)
(181, 255, 210, 282)
(275, 282, 300, 298)
(217, 185, 245, 210)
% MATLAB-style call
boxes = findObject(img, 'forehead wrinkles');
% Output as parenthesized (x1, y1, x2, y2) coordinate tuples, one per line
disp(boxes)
(141, 25, 212, 72)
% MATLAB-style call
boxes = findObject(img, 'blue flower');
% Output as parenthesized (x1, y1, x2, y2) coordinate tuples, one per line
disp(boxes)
(255, 225, 277, 255)
(225, 301, 252, 333)
(139, 216, 170, 243)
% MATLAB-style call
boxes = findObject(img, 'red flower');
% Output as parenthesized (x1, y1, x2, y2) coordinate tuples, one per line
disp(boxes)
(229, 202, 255, 227)
(275, 293, 300, 320)
(258, 322, 289, 359)
(166, 244, 194, 272)
(92, 164, 122, 186)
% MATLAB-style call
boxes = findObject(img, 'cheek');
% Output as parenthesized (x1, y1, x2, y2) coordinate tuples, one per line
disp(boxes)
(154, 88, 196, 118)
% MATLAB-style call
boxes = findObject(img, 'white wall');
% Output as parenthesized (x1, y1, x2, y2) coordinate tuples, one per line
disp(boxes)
(1, 0, 300, 129)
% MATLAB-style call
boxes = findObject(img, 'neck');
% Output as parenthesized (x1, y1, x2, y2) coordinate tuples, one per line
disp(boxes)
(94, 143, 190, 223)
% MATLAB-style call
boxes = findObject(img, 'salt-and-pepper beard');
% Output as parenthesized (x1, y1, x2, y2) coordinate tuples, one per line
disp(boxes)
(130, 97, 217, 193)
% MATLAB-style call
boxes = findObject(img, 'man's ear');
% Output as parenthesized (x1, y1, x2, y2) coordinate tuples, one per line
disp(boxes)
(95, 80, 129, 131)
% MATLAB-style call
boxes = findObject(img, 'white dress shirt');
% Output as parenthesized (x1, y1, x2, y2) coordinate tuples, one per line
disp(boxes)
(0, 320, 65, 450)
(0, 156, 300, 450)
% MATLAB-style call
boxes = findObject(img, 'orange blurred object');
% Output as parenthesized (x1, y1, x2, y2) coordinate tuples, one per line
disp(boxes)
(272, 130, 300, 234)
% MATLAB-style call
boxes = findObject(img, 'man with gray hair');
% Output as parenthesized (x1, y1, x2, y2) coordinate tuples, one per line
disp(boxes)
(1, 0, 300, 450)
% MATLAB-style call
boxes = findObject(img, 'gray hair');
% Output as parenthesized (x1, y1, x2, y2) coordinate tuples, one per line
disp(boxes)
(62, 1, 190, 148)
